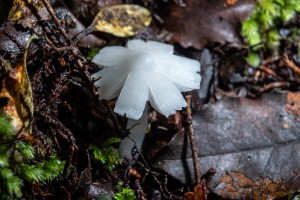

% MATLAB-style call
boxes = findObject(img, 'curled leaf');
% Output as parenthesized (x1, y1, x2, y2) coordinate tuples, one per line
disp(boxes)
(0, 63, 33, 136)
(0, 35, 36, 137)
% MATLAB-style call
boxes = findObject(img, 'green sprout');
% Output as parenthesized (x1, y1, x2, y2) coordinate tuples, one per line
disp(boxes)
(114, 182, 136, 200)
(89, 137, 122, 172)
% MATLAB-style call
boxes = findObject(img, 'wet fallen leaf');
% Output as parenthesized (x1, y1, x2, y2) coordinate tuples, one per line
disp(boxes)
(73, 4, 152, 42)
(0, 0, 47, 55)
(8, 0, 49, 25)
(94, 4, 151, 37)
(0, 22, 31, 55)
(215, 172, 290, 200)
(154, 92, 300, 199)
(0, 62, 33, 136)
(158, 0, 255, 49)
(78, 154, 114, 199)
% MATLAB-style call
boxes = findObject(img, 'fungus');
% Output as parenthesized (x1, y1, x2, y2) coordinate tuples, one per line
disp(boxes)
(92, 39, 201, 120)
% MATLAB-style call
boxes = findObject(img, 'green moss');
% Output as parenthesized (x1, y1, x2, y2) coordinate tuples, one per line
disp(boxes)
(241, 0, 300, 66)
(20, 157, 65, 183)
(114, 182, 136, 200)
(89, 137, 122, 172)
(0, 113, 65, 198)
(245, 52, 261, 67)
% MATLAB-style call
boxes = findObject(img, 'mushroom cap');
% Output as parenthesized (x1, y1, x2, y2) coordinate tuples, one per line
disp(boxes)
(92, 39, 201, 120)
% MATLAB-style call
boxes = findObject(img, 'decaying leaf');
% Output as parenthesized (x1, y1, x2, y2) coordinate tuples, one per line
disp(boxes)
(93, 4, 151, 37)
(73, 4, 152, 42)
(78, 154, 114, 199)
(183, 184, 207, 200)
(0, 63, 34, 136)
(158, 0, 255, 49)
(0, 23, 31, 55)
(0, 35, 35, 137)
(153, 92, 300, 199)
(215, 172, 290, 200)
(8, 0, 47, 22)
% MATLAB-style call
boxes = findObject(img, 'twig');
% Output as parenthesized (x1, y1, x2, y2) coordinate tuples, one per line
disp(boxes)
(41, 0, 69, 42)
(185, 95, 200, 185)
(44, 34, 71, 51)
(260, 81, 290, 93)
(261, 55, 281, 65)
(258, 65, 283, 80)
(283, 54, 300, 76)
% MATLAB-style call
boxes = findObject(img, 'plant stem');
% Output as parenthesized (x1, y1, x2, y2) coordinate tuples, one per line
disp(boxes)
(41, 0, 69, 42)
(186, 95, 200, 185)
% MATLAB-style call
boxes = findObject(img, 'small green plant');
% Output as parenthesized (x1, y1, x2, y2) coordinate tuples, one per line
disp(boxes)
(89, 137, 122, 171)
(87, 47, 101, 61)
(241, 0, 300, 67)
(0, 114, 23, 199)
(114, 182, 136, 200)
(0, 113, 65, 199)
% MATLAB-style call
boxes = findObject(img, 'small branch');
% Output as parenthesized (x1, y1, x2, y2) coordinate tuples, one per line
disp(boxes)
(261, 55, 281, 65)
(258, 65, 283, 81)
(44, 34, 71, 51)
(283, 54, 300, 76)
(41, 0, 70, 42)
(261, 81, 289, 92)
(186, 95, 200, 185)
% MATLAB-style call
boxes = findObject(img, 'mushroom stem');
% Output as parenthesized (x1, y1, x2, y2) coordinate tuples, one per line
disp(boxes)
(119, 105, 149, 160)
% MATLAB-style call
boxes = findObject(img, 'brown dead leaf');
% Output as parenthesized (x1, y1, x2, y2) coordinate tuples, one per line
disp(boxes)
(183, 184, 207, 200)
(286, 91, 300, 121)
(0, 62, 33, 137)
(158, 0, 255, 49)
(215, 172, 290, 200)
(154, 92, 300, 199)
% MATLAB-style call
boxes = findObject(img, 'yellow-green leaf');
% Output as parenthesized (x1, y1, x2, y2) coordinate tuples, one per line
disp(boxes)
(8, 0, 44, 22)
(92, 4, 152, 37)
(0, 63, 33, 136)
(0, 35, 36, 139)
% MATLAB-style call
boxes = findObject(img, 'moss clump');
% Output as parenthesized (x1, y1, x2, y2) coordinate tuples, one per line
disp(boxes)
(89, 137, 122, 172)
(0, 113, 65, 199)
(241, 0, 300, 67)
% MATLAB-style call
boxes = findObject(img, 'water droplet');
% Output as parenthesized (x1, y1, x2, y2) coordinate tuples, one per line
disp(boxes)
(247, 154, 252, 161)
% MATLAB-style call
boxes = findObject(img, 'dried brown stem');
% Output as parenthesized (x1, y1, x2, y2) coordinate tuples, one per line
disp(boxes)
(186, 95, 201, 185)
(261, 55, 281, 65)
(41, 0, 69, 42)
(283, 55, 300, 76)
(258, 65, 283, 80)
(261, 81, 289, 92)
(44, 34, 71, 51)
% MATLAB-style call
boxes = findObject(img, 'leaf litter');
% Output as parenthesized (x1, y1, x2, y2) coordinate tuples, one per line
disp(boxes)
(153, 92, 300, 199)
(1, 0, 300, 199)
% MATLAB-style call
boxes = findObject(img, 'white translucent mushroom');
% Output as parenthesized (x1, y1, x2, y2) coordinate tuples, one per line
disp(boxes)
(92, 39, 201, 120)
